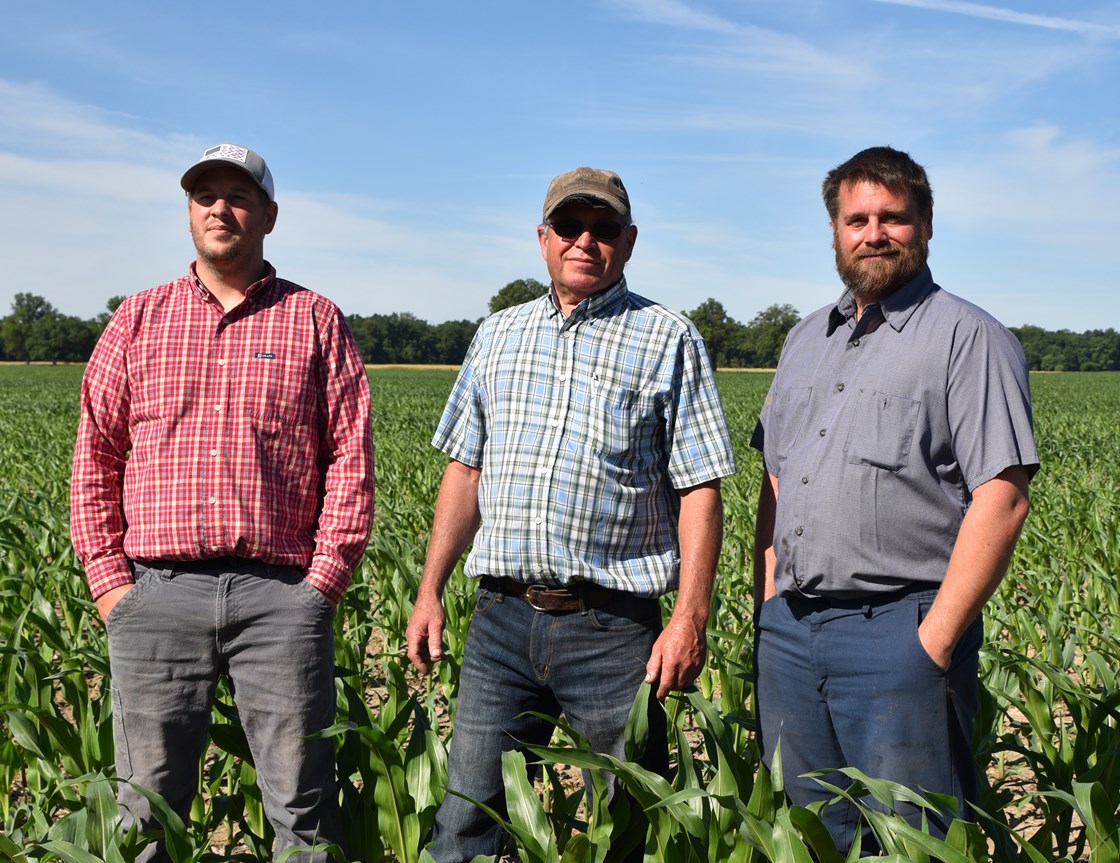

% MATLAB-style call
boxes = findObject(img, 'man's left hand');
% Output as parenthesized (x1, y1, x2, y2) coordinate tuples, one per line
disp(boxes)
(917, 621, 953, 671)
(644, 614, 707, 700)
(305, 579, 338, 611)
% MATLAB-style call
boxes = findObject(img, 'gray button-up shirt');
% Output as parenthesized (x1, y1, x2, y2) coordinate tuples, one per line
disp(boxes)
(751, 267, 1039, 599)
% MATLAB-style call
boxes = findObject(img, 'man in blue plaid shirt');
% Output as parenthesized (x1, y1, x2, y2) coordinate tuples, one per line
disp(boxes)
(406, 166, 737, 861)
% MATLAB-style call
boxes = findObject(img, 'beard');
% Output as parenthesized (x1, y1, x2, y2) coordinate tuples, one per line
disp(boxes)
(834, 233, 929, 304)
(191, 224, 262, 275)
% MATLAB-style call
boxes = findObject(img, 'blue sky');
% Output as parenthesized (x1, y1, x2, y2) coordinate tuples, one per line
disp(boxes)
(2, 0, 1117, 332)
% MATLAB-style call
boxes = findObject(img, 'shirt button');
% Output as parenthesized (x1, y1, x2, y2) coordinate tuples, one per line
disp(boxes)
(210, 449, 219, 457)
(213, 404, 221, 412)
(852, 338, 861, 347)
(207, 496, 217, 505)
(837, 383, 845, 392)
(217, 358, 226, 366)
(795, 527, 804, 536)
(801, 476, 809, 484)
(819, 429, 826, 437)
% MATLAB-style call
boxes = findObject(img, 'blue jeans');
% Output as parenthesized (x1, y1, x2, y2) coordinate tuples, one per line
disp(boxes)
(754, 587, 982, 855)
(106, 559, 341, 863)
(427, 582, 667, 862)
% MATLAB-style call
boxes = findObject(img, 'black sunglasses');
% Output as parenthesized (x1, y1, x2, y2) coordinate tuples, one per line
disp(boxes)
(547, 218, 627, 242)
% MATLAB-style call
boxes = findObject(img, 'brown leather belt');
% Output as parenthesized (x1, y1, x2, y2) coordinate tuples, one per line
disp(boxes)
(480, 576, 614, 613)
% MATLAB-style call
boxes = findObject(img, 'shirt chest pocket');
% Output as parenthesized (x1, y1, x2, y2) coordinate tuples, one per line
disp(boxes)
(843, 390, 921, 472)
(770, 386, 812, 464)
(584, 382, 659, 459)
(241, 352, 316, 426)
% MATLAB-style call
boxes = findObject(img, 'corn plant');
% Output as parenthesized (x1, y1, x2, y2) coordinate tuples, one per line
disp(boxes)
(3, 366, 1120, 861)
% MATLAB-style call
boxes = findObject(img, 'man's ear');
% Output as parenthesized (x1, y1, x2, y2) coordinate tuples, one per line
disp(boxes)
(537, 224, 549, 260)
(622, 224, 638, 263)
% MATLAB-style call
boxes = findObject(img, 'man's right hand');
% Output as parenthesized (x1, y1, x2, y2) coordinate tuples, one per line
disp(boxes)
(405, 594, 446, 674)
(95, 584, 135, 623)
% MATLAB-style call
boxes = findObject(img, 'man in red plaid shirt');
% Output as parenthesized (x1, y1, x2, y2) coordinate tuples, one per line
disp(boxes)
(70, 143, 374, 863)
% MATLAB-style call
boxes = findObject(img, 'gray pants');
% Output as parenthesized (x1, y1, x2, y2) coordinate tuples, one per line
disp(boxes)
(106, 558, 341, 863)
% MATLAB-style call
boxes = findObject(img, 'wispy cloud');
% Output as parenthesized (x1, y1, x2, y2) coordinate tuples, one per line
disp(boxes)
(871, 0, 1120, 40)
(606, 0, 740, 35)
(606, 0, 866, 82)
(0, 80, 195, 164)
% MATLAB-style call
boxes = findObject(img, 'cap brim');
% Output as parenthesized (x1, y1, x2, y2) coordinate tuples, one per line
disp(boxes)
(545, 193, 628, 220)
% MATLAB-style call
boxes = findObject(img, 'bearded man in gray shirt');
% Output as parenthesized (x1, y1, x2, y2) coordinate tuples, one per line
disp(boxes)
(750, 146, 1039, 854)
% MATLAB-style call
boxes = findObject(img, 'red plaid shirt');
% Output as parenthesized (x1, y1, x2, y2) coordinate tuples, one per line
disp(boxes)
(70, 264, 374, 604)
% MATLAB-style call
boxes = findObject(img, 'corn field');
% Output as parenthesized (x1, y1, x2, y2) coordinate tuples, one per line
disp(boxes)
(1, 364, 1118, 862)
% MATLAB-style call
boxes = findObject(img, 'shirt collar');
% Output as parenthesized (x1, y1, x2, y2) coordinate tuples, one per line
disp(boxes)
(189, 261, 278, 305)
(826, 266, 936, 336)
(547, 277, 629, 321)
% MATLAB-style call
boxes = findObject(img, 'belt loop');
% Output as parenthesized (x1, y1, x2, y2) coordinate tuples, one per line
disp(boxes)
(578, 586, 589, 616)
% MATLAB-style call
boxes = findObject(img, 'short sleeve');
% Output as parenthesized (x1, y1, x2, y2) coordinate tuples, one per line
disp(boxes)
(947, 319, 1040, 491)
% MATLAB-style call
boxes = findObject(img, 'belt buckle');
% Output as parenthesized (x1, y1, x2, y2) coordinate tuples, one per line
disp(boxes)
(524, 584, 551, 612)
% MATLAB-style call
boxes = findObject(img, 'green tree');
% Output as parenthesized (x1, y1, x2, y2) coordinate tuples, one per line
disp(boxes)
(383, 312, 437, 363)
(26, 312, 96, 364)
(432, 319, 480, 364)
(1, 293, 56, 362)
(686, 298, 741, 368)
(739, 303, 800, 368)
(348, 313, 389, 363)
(488, 278, 548, 314)
(347, 312, 441, 364)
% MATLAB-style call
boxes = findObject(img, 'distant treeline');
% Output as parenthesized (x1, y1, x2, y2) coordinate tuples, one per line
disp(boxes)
(2, 289, 1118, 372)
(1008, 325, 1120, 372)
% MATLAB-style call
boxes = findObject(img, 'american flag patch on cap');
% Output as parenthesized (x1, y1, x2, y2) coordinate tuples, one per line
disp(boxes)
(204, 144, 249, 164)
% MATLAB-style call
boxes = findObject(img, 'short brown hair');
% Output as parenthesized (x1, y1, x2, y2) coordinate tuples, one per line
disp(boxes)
(822, 146, 933, 224)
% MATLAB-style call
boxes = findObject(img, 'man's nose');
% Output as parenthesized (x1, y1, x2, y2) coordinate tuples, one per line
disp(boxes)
(865, 219, 888, 244)
(574, 230, 597, 249)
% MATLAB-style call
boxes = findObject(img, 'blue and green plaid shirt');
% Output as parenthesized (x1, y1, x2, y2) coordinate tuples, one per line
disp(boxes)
(432, 279, 737, 597)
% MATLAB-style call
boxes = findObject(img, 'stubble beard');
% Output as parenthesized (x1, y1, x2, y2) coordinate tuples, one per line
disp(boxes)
(192, 225, 258, 276)
(834, 234, 929, 305)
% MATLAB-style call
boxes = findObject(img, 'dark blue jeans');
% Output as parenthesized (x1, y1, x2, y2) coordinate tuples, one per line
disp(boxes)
(754, 587, 982, 855)
(427, 582, 667, 862)
(106, 559, 341, 863)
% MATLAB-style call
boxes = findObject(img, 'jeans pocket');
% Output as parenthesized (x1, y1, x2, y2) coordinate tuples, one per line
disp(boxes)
(294, 576, 334, 614)
(756, 594, 779, 624)
(473, 586, 500, 617)
(588, 596, 660, 633)
(105, 564, 164, 630)
(913, 595, 948, 675)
